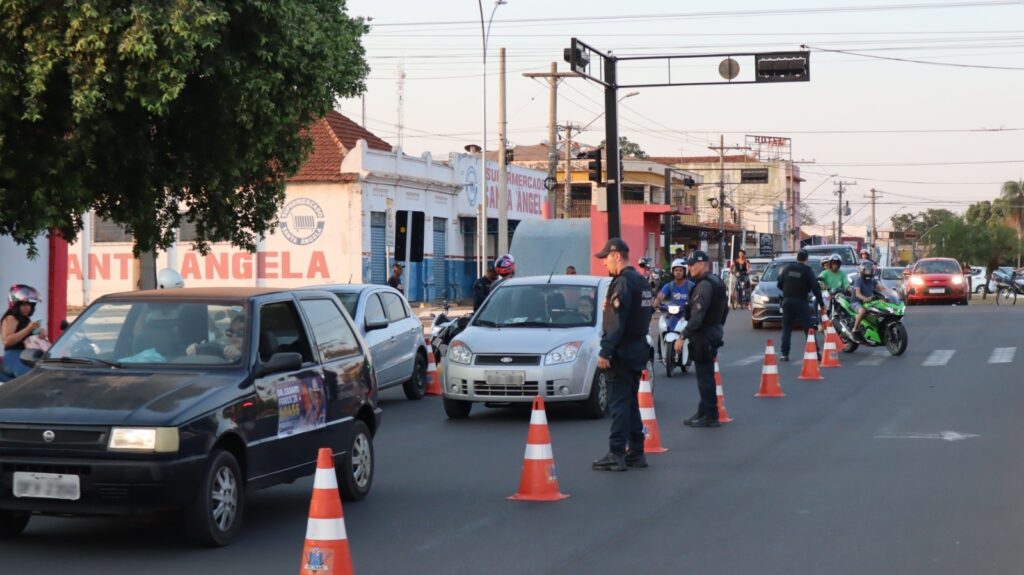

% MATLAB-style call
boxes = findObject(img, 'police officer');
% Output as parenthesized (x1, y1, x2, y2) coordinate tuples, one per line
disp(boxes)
(777, 249, 825, 362)
(592, 238, 653, 472)
(679, 251, 728, 428)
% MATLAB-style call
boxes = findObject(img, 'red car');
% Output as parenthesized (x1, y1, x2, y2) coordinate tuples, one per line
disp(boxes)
(904, 257, 969, 305)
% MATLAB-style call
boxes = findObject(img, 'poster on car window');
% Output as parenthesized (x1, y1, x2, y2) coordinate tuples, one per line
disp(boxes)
(275, 376, 326, 437)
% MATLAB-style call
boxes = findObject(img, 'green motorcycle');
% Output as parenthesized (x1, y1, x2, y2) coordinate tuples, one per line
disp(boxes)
(830, 292, 909, 356)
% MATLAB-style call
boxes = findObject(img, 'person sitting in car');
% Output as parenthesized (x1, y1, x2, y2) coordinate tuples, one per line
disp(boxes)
(186, 313, 246, 361)
(578, 296, 595, 323)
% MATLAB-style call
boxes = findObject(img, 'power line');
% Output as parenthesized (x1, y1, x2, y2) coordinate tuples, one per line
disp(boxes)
(803, 44, 1024, 70)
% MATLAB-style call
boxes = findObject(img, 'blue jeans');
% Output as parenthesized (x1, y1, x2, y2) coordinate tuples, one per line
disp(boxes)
(3, 348, 31, 377)
(607, 364, 644, 455)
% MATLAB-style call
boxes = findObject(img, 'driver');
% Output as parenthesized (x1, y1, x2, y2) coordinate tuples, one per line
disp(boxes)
(851, 261, 893, 339)
(818, 254, 850, 293)
(653, 259, 693, 310)
(186, 313, 245, 361)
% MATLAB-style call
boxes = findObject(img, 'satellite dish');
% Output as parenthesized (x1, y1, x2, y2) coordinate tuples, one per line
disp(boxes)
(719, 58, 740, 80)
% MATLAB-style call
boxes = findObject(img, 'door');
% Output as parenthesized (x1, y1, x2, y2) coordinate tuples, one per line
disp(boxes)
(380, 291, 418, 383)
(370, 211, 387, 285)
(361, 291, 399, 387)
(433, 217, 448, 301)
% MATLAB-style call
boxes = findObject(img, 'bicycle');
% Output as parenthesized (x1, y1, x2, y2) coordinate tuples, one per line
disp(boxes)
(731, 274, 750, 310)
(995, 271, 1024, 306)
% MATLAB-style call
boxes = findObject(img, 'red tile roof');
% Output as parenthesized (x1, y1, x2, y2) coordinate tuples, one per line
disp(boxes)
(289, 111, 391, 183)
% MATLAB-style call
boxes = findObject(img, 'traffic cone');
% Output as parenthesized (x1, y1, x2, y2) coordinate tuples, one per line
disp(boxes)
(299, 448, 353, 575)
(756, 339, 785, 397)
(424, 337, 442, 396)
(798, 328, 824, 381)
(714, 359, 733, 423)
(820, 316, 842, 368)
(508, 396, 569, 502)
(637, 371, 668, 453)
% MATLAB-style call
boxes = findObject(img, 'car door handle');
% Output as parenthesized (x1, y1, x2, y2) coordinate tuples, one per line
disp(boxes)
(389, 336, 396, 342)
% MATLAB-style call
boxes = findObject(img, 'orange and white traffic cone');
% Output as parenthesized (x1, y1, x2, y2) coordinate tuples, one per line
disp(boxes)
(820, 316, 842, 368)
(299, 448, 353, 575)
(798, 328, 824, 381)
(637, 370, 667, 453)
(756, 339, 785, 397)
(508, 396, 569, 502)
(424, 338, 442, 396)
(714, 358, 733, 423)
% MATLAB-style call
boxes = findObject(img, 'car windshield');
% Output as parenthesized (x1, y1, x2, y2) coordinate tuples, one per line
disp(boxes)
(881, 268, 902, 280)
(473, 284, 599, 328)
(804, 247, 857, 265)
(749, 261, 770, 274)
(914, 260, 961, 274)
(761, 260, 823, 282)
(48, 300, 249, 367)
(333, 292, 359, 318)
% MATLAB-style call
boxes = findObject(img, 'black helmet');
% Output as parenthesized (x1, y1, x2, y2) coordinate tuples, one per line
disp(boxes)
(637, 257, 652, 269)
(858, 260, 875, 279)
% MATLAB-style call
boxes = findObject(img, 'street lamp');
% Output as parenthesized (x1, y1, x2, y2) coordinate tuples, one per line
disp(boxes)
(913, 222, 942, 260)
(476, 0, 507, 276)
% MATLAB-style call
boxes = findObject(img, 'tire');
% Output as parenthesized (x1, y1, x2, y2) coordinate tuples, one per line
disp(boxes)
(885, 322, 909, 356)
(960, 297, 969, 306)
(997, 288, 1017, 306)
(186, 449, 244, 547)
(835, 315, 859, 353)
(0, 510, 30, 539)
(752, 320, 763, 329)
(338, 420, 374, 501)
(664, 347, 674, 378)
(443, 395, 472, 419)
(402, 352, 427, 400)
(581, 370, 609, 419)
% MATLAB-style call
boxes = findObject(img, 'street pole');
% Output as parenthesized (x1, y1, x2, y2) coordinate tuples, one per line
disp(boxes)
(867, 188, 881, 250)
(603, 57, 621, 239)
(834, 180, 856, 244)
(477, 0, 506, 276)
(563, 123, 575, 217)
(707, 136, 751, 272)
(664, 169, 672, 266)
(497, 47, 509, 255)
(548, 63, 558, 213)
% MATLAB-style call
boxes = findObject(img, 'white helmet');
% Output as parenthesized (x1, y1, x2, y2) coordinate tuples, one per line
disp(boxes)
(156, 268, 185, 289)
(670, 258, 687, 271)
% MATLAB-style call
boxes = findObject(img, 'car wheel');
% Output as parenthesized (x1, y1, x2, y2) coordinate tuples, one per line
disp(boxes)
(402, 352, 428, 400)
(186, 449, 244, 547)
(752, 320, 763, 329)
(443, 395, 472, 419)
(0, 510, 30, 539)
(581, 370, 609, 419)
(338, 420, 374, 501)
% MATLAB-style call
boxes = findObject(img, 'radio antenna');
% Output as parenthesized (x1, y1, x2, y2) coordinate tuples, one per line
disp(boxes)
(547, 249, 566, 284)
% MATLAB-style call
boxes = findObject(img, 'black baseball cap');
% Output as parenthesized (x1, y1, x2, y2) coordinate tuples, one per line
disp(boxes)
(797, 249, 809, 261)
(687, 250, 710, 265)
(594, 237, 630, 258)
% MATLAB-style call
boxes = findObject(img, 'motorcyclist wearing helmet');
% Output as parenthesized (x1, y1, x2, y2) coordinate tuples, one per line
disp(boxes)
(653, 258, 693, 310)
(851, 260, 894, 337)
(859, 248, 875, 264)
(156, 268, 185, 289)
(493, 254, 515, 286)
(818, 254, 850, 293)
(2, 284, 44, 377)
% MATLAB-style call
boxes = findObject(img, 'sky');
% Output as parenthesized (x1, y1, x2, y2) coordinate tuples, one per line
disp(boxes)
(341, 0, 1024, 232)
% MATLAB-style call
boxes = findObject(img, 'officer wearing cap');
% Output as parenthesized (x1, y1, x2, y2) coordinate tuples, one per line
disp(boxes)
(678, 250, 728, 428)
(592, 238, 654, 472)
(777, 249, 825, 362)
(387, 263, 405, 295)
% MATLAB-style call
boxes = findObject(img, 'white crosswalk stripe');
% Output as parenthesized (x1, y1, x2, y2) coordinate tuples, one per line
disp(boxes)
(857, 350, 889, 366)
(732, 354, 764, 366)
(922, 349, 956, 367)
(988, 347, 1016, 364)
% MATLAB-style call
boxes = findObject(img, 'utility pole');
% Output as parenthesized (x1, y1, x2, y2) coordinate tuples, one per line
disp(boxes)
(708, 136, 751, 272)
(867, 188, 882, 250)
(523, 64, 578, 216)
(559, 123, 581, 217)
(497, 48, 509, 254)
(834, 180, 856, 244)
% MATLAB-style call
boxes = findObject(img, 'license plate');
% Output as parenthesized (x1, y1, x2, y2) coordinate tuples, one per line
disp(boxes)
(13, 472, 81, 501)
(928, 288, 945, 294)
(484, 371, 525, 386)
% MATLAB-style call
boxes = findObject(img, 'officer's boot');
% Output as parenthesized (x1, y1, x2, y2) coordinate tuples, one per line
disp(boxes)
(592, 452, 627, 472)
(625, 452, 649, 468)
(683, 411, 703, 426)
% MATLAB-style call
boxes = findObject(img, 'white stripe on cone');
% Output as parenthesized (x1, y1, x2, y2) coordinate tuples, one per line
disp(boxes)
(524, 443, 554, 460)
(716, 386, 724, 397)
(313, 468, 339, 490)
(639, 378, 653, 393)
(803, 352, 817, 360)
(305, 517, 348, 541)
(765, 346, 775, 355)
(530, 409, 548, 426)
(640, 407, 657, 420)
(762, 365, 778, 375)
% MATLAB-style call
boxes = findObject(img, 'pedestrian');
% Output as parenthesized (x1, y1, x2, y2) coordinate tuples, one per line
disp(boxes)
(566, 265, 577, 275)
(2, 284, 44, 378)
(777, 249, 825, 362)
(472, 266, 497, 311)
(591, 238, 654, 472)
(677, 251, 728, 428)
(387, 263, 405, 294)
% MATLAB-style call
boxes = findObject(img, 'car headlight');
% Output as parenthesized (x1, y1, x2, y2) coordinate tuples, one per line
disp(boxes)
(108, 427, 179, 452)
(545, 341, 582, 365)
(910, 276, 924, 286)
(667, 305, 682, 314)
(952, 276, 964, 285)
(752, 293, 768, 304)
(448, 341, 473, 365)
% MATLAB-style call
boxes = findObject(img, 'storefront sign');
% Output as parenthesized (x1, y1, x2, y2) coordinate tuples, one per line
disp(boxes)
(68, 251, 330, 281)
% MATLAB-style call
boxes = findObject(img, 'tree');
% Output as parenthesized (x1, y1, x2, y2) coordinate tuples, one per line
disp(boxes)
(798, 203, 817, 227)
(600, 136, 648, 159)
(965, 200, 1007, 226)
(0, 1, 369, 256)
(999, 179, 1024, 266)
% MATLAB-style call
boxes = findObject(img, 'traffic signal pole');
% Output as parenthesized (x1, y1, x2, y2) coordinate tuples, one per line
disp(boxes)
(603, 57, 621, 239)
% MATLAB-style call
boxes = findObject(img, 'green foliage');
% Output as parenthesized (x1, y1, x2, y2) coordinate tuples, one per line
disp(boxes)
(600, 136, 648, 159)
(929, 215, 1017, 269)
(0, 0, 369, 255)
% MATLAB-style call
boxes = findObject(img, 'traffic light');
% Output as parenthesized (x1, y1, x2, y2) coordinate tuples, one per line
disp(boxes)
(754, 51, 810, 83)
(394, 211, 425, 262)
(578, 149, 603, 184)
(683, 176, 696, 188)
(504, 148, 514, 164)
(563, 42, 591, 74)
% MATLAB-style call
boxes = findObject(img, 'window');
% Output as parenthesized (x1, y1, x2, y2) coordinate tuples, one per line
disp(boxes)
(332, 292, 360, 319)
(299, 299, 360, 361)
(257, 301, 314, 363)
(93, 214, 133, 243)
(474, 285, 599, 328)
(364, 293, 387, 325)
(380, 292, 408, 321)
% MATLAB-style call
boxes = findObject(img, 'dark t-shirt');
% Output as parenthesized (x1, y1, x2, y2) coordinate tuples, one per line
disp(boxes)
(387, 275, 404, 293)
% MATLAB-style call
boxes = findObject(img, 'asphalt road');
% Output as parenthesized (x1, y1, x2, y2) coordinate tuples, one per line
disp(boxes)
(5, 304, 1024, 574)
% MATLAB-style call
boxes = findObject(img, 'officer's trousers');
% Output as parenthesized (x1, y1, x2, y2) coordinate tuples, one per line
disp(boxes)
(780, 297, 813, 357)
(607, 363, 644, 455)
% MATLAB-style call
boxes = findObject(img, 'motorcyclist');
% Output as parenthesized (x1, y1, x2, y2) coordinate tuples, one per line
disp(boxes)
(818, 254, 850, 294)
(2, 284, 44, 378)
(653, 259, 693, 311)
(851, 260, 895, 338)
(730, 250, 751, 305)
(493, 254, 515, 286)
(859, 248, 874, 264)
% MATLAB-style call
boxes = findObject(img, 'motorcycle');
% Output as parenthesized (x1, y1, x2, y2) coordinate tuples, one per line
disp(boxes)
(830, 291, 908, 356)
(430, 301, 473, 364)
(658, 302, 690, 377)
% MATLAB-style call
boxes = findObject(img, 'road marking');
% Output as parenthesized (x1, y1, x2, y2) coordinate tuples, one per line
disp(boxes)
(989, 347, 1016, 364)
(875, 431, 980, 442)
(857, 350, 889, 366)
(732, 354, 764, 366)
(922, 349, 955, 367)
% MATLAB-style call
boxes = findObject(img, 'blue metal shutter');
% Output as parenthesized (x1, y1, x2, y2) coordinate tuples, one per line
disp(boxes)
(433, 218, 448, 298)
(370, 212, 387, 285)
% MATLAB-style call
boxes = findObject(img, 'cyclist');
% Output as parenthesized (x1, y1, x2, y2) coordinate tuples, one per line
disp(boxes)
(730, 250, 751, 307)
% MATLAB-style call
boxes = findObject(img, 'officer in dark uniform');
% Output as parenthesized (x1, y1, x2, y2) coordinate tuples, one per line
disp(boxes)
(680, 251, 728, 428)
(777, 249, 825, 362)
(592, 238, 654, 472)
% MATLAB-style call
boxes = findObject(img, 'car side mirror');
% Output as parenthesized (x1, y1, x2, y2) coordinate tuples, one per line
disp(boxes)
(365, 318, 389, 332)
(60, 319, 70, 331)
(256, 352, 303, 377)
(19, 348, 45, 368)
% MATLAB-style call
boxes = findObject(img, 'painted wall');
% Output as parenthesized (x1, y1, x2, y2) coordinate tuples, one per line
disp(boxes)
(0, 235, 50, 328)
(589, 204, 672, 275)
